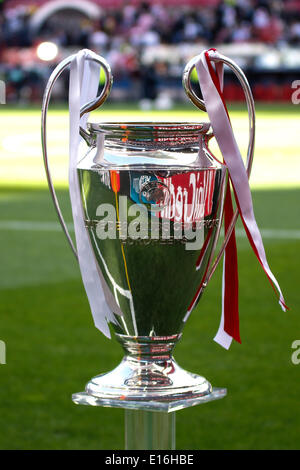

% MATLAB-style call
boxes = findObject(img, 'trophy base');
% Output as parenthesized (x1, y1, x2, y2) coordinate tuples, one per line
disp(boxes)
(72, 353, 226, 412)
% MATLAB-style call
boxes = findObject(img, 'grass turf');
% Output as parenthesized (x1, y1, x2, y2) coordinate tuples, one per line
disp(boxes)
(1, 102, 299, 188)
(0, 104, 299, 449)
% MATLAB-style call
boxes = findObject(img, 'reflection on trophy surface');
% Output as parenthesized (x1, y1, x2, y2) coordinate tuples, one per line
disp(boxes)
(74, 122, 227, 409)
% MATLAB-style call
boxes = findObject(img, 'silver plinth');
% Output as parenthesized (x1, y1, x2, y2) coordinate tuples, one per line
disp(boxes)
(125, 410, 176, 450)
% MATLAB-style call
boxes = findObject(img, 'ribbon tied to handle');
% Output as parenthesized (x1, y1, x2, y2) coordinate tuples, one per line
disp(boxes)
(68, 49, 122, 338)
(195, 49, 287, 349)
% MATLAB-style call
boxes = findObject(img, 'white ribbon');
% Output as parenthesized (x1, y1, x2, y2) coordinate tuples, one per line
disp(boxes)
(214, 254, 233, 349)
(196, 49, 287, 348)
(68, 49, 119, 338)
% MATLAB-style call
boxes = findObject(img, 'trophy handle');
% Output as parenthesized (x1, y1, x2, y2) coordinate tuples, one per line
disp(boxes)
(182, 53, 255, 283)
(41, 53, 113, 259)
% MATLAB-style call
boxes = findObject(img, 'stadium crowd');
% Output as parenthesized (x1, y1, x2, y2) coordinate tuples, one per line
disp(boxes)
(1, 0, 300, 49)
(0, 0, 300, 103)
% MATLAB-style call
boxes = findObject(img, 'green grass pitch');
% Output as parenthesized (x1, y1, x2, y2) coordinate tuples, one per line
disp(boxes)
(0, 103, 299, 449)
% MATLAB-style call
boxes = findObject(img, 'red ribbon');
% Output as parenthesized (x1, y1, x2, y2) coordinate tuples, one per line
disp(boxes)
(193, 49, 288, 349)
(223, 180, 240, 343)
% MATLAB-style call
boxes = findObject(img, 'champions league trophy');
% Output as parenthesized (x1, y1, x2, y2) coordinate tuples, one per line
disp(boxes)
(41, 49, 285, 449)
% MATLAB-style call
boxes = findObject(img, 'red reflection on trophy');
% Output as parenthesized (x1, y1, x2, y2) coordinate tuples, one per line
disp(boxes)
(157, 170, 216, 223)
(110, 170, 120, 193)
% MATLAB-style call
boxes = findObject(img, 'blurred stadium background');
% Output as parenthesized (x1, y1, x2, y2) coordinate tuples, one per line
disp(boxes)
(0, 0, 299, 450)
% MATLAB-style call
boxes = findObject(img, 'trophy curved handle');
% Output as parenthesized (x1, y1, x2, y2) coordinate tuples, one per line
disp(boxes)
(182, 53, 255, 284)
(41, 53, 113, 259)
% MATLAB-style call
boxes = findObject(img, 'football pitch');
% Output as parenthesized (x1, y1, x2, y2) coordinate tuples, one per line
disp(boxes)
(0, 103, 299, 449)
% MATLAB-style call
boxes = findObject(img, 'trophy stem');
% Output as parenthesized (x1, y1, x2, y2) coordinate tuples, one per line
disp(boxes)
(125, 409, 176, 450)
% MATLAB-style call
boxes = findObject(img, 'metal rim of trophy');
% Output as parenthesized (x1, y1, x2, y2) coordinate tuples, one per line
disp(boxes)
(41, 51, 255, 287)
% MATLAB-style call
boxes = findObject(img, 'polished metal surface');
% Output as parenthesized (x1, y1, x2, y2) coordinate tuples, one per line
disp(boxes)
(41, 52, 113, 258)
(72, 122, 227, 409)
(88, 122, 211, 150)
(72, 388, 226, 412)
(77, 123, 226, 337)
(77, 334, 225, 409)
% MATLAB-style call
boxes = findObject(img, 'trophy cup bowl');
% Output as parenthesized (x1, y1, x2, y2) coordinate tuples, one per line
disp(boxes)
(41, 51, 255, 413)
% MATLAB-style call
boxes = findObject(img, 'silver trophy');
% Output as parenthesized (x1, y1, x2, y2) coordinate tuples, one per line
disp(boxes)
(41, 52, 255, 449)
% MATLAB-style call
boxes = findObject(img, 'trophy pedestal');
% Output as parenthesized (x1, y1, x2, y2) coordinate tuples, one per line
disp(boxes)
(72, 334, 226, 448)
(125, 409, 176, 450)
